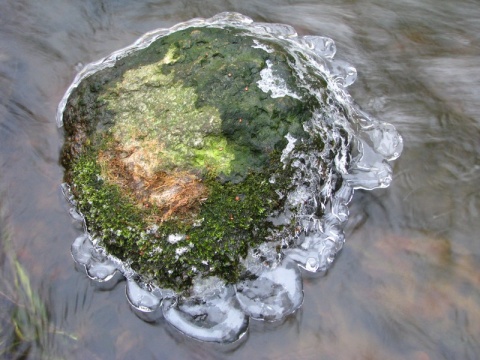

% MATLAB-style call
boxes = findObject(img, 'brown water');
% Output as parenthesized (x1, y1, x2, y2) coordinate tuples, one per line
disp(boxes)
(1, 0, 479, 359)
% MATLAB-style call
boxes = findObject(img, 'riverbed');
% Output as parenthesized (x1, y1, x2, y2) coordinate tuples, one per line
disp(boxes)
(1, 1, 479, 359)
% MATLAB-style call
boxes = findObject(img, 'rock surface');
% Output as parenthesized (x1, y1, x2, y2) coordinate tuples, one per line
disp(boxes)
(61, 26, 340, 291)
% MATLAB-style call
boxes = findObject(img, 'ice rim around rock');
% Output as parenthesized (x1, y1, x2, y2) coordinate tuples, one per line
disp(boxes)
(57, 12, 403, 343)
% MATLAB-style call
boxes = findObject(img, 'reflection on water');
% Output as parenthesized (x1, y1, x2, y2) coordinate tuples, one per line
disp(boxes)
(0, 0, 479, 359)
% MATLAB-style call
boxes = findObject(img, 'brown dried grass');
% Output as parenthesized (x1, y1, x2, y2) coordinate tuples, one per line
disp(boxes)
(98, 142, 208, 222)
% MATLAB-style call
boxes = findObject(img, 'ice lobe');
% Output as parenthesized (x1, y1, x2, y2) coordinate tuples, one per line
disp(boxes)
(301, 35, 336, 59)
(163, 278, 249, 343)
(235, 260, 303, 321)
(126, 279, 162, 321)
(344, 120, 403, 190)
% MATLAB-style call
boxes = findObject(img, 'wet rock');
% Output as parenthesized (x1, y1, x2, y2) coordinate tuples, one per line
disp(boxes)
(61, 26, 341, 291)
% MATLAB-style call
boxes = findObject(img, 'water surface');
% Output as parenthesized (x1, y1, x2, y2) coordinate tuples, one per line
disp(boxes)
(1, 0, 479, 359)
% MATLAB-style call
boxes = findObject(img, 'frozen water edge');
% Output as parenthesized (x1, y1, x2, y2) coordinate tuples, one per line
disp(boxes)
(60, 12, 402, 343)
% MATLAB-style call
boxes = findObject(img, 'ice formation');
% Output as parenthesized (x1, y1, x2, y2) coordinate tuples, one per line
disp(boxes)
(58, 12, 402, 343)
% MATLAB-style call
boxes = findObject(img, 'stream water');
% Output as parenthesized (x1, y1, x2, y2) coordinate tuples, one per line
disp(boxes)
(1, 1, 479, 359)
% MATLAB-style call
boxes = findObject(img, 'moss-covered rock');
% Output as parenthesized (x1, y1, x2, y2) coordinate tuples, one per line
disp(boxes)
(61, 26, 330, 291)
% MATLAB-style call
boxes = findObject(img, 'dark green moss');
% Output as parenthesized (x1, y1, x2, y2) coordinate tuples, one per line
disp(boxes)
(69, 147, 293, 291)
(70, 150, 145, 255)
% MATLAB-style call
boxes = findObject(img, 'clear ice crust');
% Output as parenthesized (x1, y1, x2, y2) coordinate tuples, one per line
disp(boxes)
(58, 12, 403, 343)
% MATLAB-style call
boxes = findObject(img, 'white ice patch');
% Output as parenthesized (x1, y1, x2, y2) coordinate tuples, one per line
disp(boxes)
(151, 246, 163, 254)
(167, 233, 185, 244)
(257, 60, 302, 100)
(252, 39, 274, 53)
(281, 133, 297, 164)
(175, 246, 189, 256)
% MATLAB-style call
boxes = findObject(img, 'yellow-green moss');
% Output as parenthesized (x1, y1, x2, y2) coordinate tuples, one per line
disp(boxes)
(99, 62, 234, 174)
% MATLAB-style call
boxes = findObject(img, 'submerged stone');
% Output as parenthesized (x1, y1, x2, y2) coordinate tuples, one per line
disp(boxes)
(61, 26, 347, 291)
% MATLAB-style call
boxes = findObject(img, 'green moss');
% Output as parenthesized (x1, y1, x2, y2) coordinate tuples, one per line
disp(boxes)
(69, 147, 292, 291)
(191, 135, 235, 174)
(70, 151, 145, 254)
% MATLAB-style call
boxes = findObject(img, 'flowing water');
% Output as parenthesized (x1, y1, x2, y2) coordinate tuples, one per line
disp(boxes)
(1, 0, 479, 359)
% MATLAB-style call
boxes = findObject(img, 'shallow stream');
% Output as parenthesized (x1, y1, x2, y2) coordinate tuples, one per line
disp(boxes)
(1, 1, 479, 359)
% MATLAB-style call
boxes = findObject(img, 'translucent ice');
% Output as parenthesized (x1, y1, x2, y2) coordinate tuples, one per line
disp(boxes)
(85, 253, 118, 282)
(252, 22, 298, 38)
(163, 280, 248, 343)
(71, 234, 93, 266)
(235, 260, 303, 321)
(301, 35, 336, 59)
